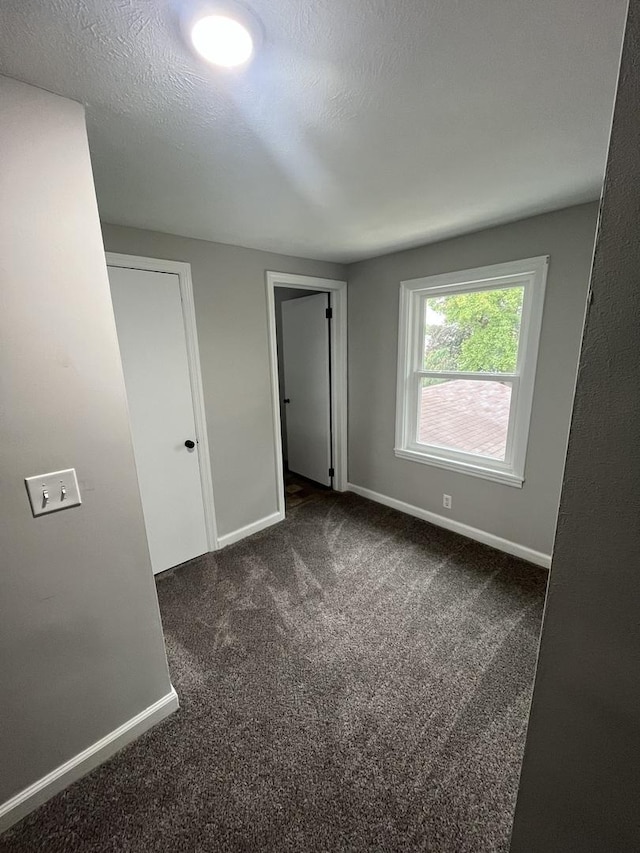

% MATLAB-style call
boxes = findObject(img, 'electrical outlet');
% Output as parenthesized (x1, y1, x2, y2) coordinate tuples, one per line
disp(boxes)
(443, 494, 452, 510)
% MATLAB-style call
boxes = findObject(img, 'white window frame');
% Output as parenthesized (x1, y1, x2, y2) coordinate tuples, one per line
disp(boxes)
(395, 256, 549, 487)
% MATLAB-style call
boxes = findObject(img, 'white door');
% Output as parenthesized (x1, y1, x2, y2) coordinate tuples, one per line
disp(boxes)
(281, 293, 332, 486)
(108, 266, 209, 574)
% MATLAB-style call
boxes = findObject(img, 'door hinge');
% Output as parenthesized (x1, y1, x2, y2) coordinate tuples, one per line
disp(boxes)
(329, 467, 335, 477)
(325, 307, 333, 320)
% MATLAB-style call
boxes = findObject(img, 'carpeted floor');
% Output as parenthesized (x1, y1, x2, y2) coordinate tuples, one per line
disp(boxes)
(0, 491, 547, 853)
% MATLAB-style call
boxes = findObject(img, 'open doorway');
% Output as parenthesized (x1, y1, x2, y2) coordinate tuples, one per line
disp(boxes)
(276, 288, 330, 510)
(266, 272, 348, 517)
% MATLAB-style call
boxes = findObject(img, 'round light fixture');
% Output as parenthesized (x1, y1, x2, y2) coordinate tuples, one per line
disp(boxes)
(190, 13, 254, 68)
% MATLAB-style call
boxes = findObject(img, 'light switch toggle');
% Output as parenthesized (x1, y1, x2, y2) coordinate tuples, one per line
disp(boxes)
(25, 469, 81, 517)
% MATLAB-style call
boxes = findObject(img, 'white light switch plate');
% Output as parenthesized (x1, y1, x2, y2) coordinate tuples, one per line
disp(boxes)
(25, 468, 81, 517)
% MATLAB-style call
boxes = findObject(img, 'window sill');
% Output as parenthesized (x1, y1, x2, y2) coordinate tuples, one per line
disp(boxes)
(394, 447, 524, 488)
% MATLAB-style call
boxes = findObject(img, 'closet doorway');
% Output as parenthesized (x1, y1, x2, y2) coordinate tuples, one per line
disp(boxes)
(266, 272, 348, 516)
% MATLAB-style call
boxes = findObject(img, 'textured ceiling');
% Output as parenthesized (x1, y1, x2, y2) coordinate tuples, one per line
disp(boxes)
(0, 0, 627, 262)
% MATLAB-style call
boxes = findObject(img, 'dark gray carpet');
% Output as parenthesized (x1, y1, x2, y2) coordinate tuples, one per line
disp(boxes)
(1, 491, 546, 853)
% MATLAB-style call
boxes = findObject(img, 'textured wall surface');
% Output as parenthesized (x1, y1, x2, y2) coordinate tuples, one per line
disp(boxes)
(0, 78, 172, 805)
(348, 203, 598, 557)
(101, 224, 345, 538)
(510, 3, 640, 850)
(0, 0, 626, 261)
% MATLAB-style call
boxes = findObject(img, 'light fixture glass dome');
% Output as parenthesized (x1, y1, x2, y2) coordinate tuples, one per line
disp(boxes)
(190, 13, 254, 68)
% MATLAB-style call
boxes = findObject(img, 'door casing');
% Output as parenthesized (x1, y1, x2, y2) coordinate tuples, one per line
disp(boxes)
(266, 271, 348, 517)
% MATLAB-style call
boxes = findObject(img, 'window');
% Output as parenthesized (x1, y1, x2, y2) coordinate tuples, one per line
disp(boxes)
(395, 256, 548, 486)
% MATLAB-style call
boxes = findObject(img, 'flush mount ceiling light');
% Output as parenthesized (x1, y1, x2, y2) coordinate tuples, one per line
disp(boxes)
(185, 2, 261, 69)
(192, 15, 252, 67)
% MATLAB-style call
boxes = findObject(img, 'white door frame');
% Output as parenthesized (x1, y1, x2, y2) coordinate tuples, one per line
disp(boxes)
(106, 252, 218, 552)
(266, 271, 348, 516)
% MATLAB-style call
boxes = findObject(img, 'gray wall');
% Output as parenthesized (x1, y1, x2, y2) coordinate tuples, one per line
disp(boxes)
(101, 225, 346, 538)
(347, 202, 598, 557)
(0, 78, 172, 805)
(510, 2, 640, 849)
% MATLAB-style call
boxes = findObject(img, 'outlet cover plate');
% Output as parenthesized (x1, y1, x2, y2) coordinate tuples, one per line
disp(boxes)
(25, 468, 81, 517)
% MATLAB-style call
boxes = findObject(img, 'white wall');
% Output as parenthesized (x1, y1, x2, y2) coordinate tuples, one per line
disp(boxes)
(510, 2, 640, 848)
(0, 77, 173, 818)
(347, 202, 599, 559)
(101, 225, 346, 540)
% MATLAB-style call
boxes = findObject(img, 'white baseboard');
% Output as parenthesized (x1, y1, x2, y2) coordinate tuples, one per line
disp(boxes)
(347, 483, 551, 569)
(217, 510, 284, 550)
(0, 686, 179, 833)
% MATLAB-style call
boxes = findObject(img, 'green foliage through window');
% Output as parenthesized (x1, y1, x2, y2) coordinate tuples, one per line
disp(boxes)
(423, 286, 524, 373)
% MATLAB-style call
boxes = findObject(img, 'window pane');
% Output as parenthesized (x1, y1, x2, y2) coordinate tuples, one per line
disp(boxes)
(417, 378, 511, 460)
(423, 286, 524, 373)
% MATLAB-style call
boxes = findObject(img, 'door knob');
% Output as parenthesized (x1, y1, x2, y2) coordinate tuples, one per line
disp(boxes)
(185, 440, 196, 449)
(283, 398, 290, 404)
